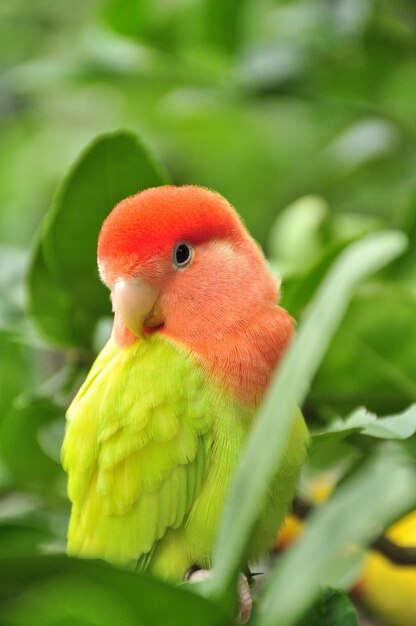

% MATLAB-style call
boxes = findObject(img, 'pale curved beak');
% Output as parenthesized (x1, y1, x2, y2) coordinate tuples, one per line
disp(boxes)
(112, 278, 162, 337)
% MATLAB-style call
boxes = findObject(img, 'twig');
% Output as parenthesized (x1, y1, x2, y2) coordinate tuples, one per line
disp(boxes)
(370, 535, 416, 566)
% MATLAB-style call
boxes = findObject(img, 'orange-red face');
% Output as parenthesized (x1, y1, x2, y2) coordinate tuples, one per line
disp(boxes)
(98, 185, 277, 344)
(98, 185, 244, 286)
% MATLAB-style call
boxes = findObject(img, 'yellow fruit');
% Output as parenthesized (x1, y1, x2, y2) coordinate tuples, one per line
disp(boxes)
(359, 511, 416, 626)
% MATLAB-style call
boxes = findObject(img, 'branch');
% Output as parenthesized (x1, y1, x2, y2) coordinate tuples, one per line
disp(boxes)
(370, 535, 416, 566)
(292, 498, 416, 567)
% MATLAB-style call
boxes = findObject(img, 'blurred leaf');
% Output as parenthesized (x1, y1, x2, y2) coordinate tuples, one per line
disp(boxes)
(281, 240, 354, 319)
(323, 118, 399, 174)
(37, 418, 66, 464)
(0, 523, 52, 558)
(296, 588, 358, 626)
(0, 398, 65, 498)
(43, 129, 167, 313)
(237, 43, 305, 92)
(328, 212, 385, 242)
(0, 555, 227, 626)
(27, 238, 78, 347)
(204, 0, 249, 52)
(254, 450, 416, 626)
(312, 404, 416, 446)
(207, 231, 407, 606)
(388, 187, 416, 290)
(0, 331, 34, 421)
(101, 0, 151, 40)
(0, 246, 26, 329)
(312, 284, 416, 416)
(28, 130, 168, 348)
(269, 195, 328, 277)
(281, 212, 386, 320)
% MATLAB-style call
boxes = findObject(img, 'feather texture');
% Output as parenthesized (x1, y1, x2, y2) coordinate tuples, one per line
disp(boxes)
(63, 332, 308, 580)
(62, 334, 211, 566)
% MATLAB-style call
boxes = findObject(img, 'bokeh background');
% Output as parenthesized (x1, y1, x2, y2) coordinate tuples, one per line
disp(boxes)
(1, 1, 416, 625)
(2, 0, 416, 249)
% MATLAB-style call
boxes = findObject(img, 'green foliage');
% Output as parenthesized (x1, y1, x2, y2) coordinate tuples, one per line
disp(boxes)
(255, 451, 415, 626)
(312, 405, 416, 447)
(312, 284, 416, 416)
(0, 556, 226, 626)
(208, 231, 408, 610)
(0, 398, 65, 498)
(0, 332, 33, 420)
(297, 588, 358, 626)
(28, 131, 168, 349)
(1, 2, 416, 625)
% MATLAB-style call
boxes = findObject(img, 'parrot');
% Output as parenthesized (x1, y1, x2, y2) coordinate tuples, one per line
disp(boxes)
(62, 185, 308, 621)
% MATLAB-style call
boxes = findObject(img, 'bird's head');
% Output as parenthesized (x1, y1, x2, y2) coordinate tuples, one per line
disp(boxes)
(98, 185, 278, 346)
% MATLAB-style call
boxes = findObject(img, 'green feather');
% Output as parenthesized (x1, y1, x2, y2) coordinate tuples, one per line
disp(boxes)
(62, 333, 308, 580)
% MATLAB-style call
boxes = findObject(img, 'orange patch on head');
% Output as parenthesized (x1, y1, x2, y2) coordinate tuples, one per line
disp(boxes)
(98, 185, 244, 282)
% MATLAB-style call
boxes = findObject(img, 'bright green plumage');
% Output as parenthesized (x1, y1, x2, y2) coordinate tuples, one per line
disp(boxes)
(62, 333, 307, 581)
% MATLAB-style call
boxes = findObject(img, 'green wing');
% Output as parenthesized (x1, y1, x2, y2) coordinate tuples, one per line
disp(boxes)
(62, 334, 212, 566)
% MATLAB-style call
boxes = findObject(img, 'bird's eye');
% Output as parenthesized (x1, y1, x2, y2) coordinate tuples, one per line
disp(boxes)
(172, 242, 193, 268)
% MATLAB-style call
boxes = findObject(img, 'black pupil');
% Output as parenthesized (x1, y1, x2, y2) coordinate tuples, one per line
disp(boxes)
(175, 244, 190, 265)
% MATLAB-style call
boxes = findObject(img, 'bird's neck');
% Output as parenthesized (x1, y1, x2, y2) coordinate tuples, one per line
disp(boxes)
(112, 303, 293, 408)
(162, 303, 294, 408)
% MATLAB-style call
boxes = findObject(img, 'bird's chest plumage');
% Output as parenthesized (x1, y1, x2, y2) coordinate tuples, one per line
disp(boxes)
(62, 313, 306, 581)
(62, 333, 254, 570)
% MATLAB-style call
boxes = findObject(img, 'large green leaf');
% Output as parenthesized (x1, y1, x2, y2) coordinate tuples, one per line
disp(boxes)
(28, 130, 168, 348)
(42, 130, 168, 307)
(0, 555, 227, 626)
(254, 451, 416, 626)
(206, 231, 406, 608)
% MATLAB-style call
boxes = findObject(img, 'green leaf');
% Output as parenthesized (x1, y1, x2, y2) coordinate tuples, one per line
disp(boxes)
(207, 231, 407, 606)
(0, 331, 34, 421)
(296, 588, 358, 626)
(0, 246, 26, 329)
(0, 398, 65, 499)
(254, 451, 416, 626)
(281, 239, 355, 319)
(387, 187, 416, 288)
(312, 404, 416, 446)
(269, 195, 328, 277)
(101, 0, 152, 40)
(0, 523, 53, 558)
(204, 0, 249, 52)
(312, 284, 416, 416)
(0, 555, 227, 626)
(28, 130, 168, 348)
(27, 237, 79, 347)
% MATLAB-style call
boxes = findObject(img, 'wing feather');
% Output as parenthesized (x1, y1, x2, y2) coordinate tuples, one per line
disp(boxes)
(62, 334, 213, 566)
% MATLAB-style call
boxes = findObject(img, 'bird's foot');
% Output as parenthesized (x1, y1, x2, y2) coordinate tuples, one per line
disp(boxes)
(185, 567, 252, 625)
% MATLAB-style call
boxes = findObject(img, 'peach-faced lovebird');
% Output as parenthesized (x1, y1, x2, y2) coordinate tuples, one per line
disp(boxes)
(62, 186, 308, 622)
